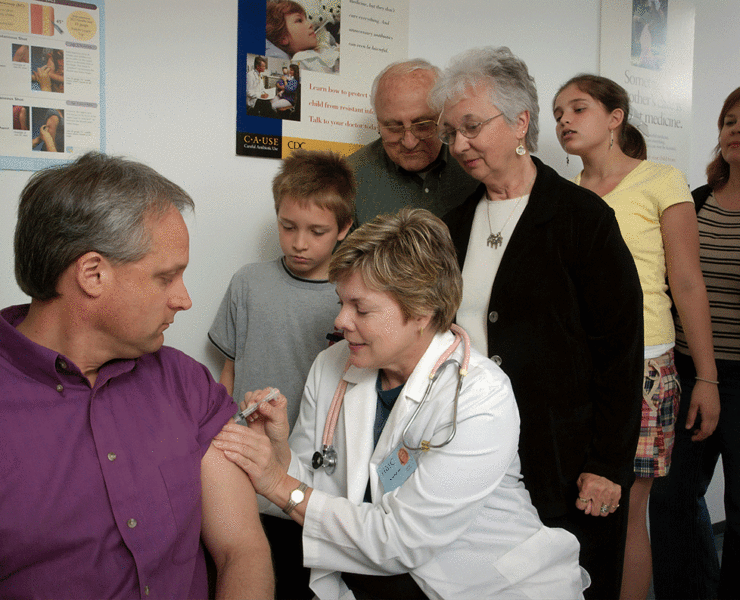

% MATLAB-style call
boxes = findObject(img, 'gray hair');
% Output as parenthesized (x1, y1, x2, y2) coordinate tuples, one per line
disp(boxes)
(370, 58, 442, 113)
(15, 151, 194, 300)
(428, 46, 540, 151)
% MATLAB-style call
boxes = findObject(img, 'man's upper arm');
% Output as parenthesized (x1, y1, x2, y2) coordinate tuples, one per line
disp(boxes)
(201, 444, 274, 599)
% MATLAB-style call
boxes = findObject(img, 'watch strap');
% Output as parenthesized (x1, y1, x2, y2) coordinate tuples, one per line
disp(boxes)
(283, 481, 308, 515)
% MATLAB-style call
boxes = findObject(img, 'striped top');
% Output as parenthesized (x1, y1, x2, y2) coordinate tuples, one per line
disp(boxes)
(676, 192, 740, 359)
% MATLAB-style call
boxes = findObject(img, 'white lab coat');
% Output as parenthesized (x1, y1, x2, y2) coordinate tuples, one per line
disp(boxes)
(271, 331, 588, 600)
(247, 69, 266, 108)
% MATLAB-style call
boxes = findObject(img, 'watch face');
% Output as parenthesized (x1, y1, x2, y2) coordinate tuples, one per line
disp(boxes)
(291, 488, 305, 503)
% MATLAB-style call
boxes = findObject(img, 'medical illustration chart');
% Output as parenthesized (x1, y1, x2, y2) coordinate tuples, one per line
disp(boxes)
(0, 0, 104, 171)
(600, 0, 694, 173)
(237, 0, 409, 159)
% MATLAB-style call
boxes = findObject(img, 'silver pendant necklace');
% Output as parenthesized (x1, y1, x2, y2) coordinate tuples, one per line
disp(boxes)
(486, 197, 523, 248)
(485, 169, 536, 249)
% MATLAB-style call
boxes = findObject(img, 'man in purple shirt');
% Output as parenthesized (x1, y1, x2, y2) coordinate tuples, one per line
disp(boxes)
(0, 152, 274, 599)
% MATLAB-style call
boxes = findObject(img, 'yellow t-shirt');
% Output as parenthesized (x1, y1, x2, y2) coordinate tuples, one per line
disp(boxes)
(576, 160, 693, 346)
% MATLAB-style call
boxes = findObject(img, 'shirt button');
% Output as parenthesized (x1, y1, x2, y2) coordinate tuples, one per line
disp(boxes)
(57, 359, 68, 370)
(491, 355, 502, 366)
(127, 518, 137, 528)
(108, 453, 117, 462)
(56, 384, 64, 393)
(488, 311, 499, 323)
(144, 585, 150, 596)
(424, 188, 429, 193)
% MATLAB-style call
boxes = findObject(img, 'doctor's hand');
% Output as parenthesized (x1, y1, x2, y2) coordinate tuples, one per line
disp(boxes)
(213, 421, 287, 499)
(241, 387, 292, 467)
(575, 472, 621, 517)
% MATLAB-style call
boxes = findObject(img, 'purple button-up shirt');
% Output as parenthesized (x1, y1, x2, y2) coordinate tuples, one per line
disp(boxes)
(0, 305, 236, 599)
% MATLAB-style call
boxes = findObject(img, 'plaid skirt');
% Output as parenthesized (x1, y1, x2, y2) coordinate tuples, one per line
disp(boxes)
(634, 349, 680, 477)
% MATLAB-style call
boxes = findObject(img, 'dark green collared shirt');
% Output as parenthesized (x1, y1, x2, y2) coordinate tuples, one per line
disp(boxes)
(347, 139, 479, 226)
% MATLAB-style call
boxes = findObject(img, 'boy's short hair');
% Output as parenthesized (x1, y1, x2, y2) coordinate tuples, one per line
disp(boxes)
(266, 0, 306, 50)
(272, 150, 356, 230)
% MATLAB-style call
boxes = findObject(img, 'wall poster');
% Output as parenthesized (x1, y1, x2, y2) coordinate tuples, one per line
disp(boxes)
(237, 0, 409, 159)
(0, 0, 104, 171)
(600, 0, 695, 173)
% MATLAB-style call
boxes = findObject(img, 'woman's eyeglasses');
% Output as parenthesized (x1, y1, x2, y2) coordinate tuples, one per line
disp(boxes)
(438, 113, 504, 145)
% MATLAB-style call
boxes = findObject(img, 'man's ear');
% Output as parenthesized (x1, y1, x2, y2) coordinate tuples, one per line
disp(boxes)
(74, 252, 107, 298)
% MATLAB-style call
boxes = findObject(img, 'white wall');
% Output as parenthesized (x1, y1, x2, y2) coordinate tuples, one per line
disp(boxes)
(0, 0, 733, 521)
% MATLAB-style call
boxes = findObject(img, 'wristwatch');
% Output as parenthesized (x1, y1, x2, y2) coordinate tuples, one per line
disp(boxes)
(283, 481, 308, 516)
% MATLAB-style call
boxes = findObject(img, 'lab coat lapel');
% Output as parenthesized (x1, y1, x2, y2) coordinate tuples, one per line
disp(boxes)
(370, 331, 456, 496)
(341, 367, 377, 503)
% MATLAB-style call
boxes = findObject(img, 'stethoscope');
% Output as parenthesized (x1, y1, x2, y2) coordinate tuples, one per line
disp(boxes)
(311, 324, 471, 475)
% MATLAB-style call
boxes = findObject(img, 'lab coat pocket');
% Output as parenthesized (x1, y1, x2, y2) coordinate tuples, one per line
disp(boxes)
(492, 526, 585, 599)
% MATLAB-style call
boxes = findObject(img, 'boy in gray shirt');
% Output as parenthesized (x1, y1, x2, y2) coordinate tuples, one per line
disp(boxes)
(208, 150, 355, 599)
(209, 150, 355, 430)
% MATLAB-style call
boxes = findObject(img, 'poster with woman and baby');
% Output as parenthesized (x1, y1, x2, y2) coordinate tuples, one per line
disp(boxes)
(236, 0, 409, 159)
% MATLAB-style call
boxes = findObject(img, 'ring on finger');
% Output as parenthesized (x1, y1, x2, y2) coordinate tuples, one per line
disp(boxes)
(577, 497, 589, 503)
(600, 504, 609, 514)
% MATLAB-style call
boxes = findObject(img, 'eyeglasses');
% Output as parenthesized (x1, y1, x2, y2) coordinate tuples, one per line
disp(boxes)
(378, 119, 438, 143)
(438, 113, 504, 145)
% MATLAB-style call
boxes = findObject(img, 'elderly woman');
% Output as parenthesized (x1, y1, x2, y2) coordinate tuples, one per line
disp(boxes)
(435, 47, 644, 600)
(214, 209, 587, 600)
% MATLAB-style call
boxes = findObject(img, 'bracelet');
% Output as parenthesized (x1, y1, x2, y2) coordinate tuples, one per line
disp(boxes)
(695, 376, 719, 385)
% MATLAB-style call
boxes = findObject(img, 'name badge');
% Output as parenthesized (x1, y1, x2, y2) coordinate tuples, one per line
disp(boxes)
(378, 442, 418, 494)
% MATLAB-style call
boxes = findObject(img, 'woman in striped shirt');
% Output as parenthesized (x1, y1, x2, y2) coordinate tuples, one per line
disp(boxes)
(650, 86, 740, 600)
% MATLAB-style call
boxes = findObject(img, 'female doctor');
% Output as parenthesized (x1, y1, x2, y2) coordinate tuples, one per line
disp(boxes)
(214, 209, 588, 600)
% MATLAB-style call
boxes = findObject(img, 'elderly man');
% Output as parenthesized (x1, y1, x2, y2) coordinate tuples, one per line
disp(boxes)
(348, 59, 478, 225)
(0, 153, 273, 599)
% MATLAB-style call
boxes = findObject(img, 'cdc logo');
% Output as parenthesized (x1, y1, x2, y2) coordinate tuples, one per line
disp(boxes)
(287, 140, 305, 149)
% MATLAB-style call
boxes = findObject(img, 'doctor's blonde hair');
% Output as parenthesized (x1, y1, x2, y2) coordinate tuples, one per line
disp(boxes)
(329, 208, 462, 333)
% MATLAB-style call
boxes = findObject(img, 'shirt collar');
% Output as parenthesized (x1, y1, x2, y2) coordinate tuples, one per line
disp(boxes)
(0, 304, 136, 389)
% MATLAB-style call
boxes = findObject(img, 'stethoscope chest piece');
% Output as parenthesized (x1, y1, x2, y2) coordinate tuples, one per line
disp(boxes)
(312, 444, 338, 475)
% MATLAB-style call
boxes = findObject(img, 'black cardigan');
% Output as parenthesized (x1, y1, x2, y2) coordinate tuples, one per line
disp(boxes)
(444, 157, 644, 518)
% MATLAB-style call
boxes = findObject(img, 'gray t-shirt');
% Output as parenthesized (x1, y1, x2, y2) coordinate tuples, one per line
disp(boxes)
(209, 258, 338, 430)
